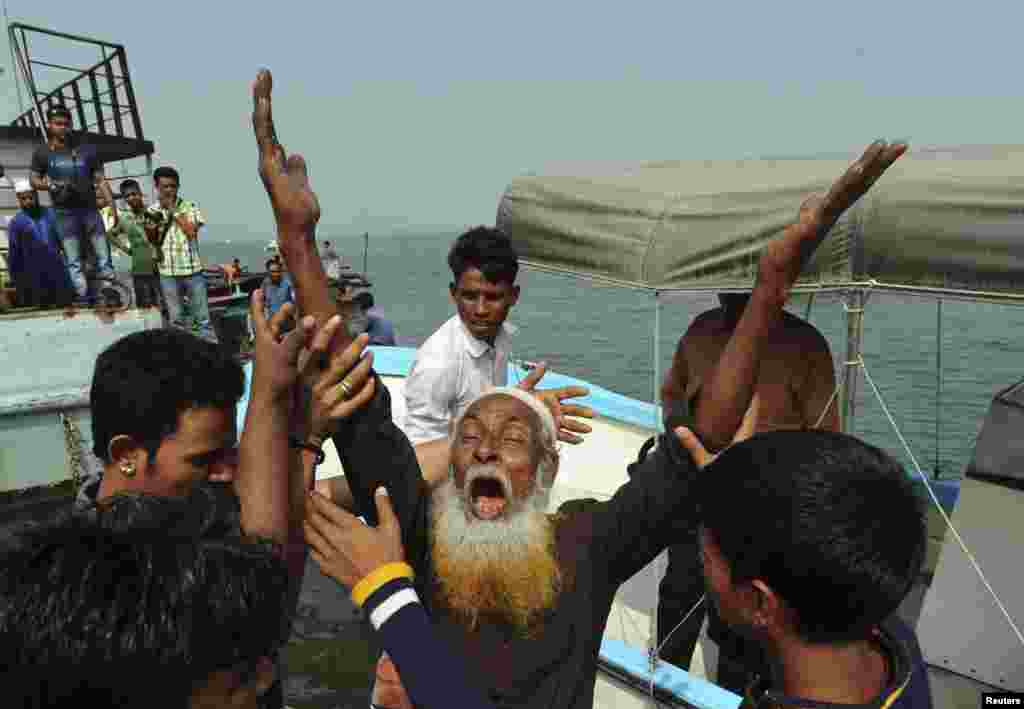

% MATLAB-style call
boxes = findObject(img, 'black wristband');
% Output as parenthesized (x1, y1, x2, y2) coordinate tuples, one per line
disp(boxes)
(289, 437, 325, 466)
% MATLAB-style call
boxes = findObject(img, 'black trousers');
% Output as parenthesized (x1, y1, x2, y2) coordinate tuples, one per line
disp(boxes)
(656, 542, 707, 669)
(132, 273, 162, 308)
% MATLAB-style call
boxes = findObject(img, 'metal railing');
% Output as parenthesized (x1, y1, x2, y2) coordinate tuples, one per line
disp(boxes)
(7, 23, 145, 145)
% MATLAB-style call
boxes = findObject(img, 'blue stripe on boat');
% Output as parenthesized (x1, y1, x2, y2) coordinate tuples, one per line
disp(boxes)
(599, 638, 742, 709)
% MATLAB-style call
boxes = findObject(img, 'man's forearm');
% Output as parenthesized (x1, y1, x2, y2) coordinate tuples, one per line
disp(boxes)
(278, 226, 337, 328)
(237, 388, 292, 546)
(30, 174, 48, 191)
(695, 288, 785, 451)
(286, 446, 319, 578)
(415, 437, 452, 489)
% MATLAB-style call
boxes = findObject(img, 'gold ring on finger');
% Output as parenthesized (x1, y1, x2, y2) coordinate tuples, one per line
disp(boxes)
(338, 378, 354, 400)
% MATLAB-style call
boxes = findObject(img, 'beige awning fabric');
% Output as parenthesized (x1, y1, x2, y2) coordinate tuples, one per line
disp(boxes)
(497, 145, 1024, 294)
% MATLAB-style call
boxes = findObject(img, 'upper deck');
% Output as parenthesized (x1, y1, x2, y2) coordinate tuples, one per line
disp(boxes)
(2, 23, 155, 285)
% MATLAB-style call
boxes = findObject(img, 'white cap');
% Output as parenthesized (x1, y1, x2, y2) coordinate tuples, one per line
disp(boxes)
(451, 386, 558, 447)
(14, 179, 32, 194)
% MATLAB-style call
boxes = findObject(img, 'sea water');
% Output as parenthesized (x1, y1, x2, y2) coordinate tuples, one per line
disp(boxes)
(201, 229, 1024, 480)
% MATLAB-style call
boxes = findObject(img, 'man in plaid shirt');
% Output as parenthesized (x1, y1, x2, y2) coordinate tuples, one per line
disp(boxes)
(146, 166, 218, 343)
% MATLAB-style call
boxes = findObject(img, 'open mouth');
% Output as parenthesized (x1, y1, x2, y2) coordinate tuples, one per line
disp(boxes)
(469, 477, 508, 520)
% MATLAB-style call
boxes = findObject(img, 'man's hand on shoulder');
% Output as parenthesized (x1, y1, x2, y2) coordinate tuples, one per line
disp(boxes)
(675, 395, 758, 469)
(517, 362, 594, 444)
(305, 486, 405, 591)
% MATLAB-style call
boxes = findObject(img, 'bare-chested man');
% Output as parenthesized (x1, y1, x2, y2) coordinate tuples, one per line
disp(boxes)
(656, 293, 840, 683)
(663, 293, 839, 438)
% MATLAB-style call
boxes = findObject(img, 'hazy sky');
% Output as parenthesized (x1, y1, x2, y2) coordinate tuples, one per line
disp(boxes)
(2, 1, 1021, 239)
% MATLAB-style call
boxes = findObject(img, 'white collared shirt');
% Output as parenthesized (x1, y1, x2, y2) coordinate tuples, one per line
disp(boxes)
(402, 314, 517, 444)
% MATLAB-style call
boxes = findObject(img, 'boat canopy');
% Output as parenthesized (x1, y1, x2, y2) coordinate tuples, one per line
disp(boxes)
(497, 144, 1024, 299)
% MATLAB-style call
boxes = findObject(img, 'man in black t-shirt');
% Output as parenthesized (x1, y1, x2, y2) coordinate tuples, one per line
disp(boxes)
(30, 104, 118, 306)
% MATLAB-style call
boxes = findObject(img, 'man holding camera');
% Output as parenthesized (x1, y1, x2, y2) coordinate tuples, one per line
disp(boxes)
(30, 104, 118, 307)
(145, 165, 218, 343)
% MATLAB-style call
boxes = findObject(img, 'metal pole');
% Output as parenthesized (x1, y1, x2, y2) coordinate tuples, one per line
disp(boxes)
(841, 289, 865, 434)
(3, 0, 27, 119)
(649, 289, 662, 684)
(935, 299, 943, 479)
(653, 291, 662, 430)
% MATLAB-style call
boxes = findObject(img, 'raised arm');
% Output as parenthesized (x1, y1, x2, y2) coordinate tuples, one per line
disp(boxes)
(252, 69, 337, 328)
(235, 291, 312, 551)
(694, 141, 906, 450)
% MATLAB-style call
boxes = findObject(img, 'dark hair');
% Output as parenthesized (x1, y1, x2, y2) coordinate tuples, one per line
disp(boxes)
(699, 430, 926, 644)
(266, 258, 281, 270)
(0, 491, 289, 708)
(90, 329, 244, 462)
(153, 166, 180, 185)
(447, 226, 519, 286)
(46, 104, 72, 121)
(120, 178, 141, 195)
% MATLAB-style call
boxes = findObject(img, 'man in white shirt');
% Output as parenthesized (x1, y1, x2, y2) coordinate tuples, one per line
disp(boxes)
(403, 226, 520, 444)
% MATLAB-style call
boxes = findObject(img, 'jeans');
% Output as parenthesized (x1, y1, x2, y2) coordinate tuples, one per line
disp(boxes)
(54, 207, 113, 302)
(160, 272, 218, 343)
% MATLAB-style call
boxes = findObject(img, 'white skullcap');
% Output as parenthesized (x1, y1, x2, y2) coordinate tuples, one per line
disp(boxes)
(452, 386, 558, 447)
(13, 179, 32, 194)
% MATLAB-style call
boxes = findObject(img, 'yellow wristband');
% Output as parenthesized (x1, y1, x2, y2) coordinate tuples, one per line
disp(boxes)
(351, 562, 415, 607)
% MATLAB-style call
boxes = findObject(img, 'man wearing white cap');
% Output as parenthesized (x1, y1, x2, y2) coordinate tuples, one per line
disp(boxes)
(6, 179, 73, 308)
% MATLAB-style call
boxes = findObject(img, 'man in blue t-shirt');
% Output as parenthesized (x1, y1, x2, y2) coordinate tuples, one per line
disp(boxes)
(336, 284, 396, 345)
(29, 105, 118, 307)
(261, 258, 294, 320)
(6, 180, 74, 308)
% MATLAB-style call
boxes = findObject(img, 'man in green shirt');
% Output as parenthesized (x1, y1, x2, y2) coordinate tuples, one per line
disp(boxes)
(101, 179, 161, 308)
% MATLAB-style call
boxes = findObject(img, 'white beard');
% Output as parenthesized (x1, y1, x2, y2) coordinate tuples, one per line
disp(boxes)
(429, 465, 561, 633)
(431, 464, 551, 553)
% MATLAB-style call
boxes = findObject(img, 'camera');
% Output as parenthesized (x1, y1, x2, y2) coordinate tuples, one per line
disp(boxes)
(143, 210, 165, 227)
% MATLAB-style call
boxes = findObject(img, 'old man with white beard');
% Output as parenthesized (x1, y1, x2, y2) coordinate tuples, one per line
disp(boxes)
(317, 376, 705, 709)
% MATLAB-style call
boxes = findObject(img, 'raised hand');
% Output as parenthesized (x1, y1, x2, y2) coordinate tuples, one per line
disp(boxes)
(249, 289, 313, 402)
(517, 362, 595, 444)
(304, 487, 405, 590)
(296, 324, 377, 441)
(676, 395, 759, 469)
(758, 140, 907, 301)
(252, 68, 336, 327)
(252, 69, 320, 238)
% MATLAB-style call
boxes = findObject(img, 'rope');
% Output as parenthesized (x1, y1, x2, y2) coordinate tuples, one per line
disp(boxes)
(643, 593, 706, 705)
(812, 384, 841, 429)
(858, 356, 1024, 650)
